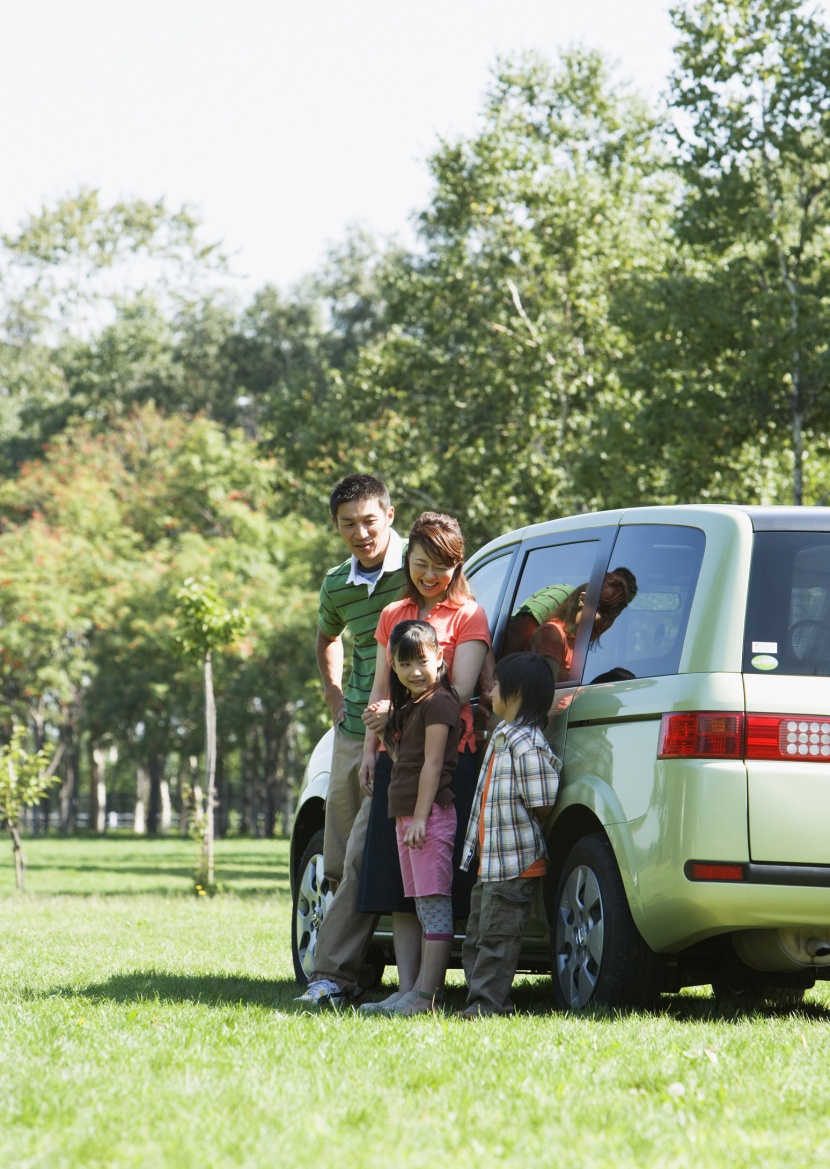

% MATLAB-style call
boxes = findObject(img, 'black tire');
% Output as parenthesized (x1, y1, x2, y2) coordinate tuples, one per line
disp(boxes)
(291, 829, 331, 984)
(550, 833, 663, 1010)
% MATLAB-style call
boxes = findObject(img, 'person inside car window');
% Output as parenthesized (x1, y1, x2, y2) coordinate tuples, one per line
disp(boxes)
(529, 569, 637, 684)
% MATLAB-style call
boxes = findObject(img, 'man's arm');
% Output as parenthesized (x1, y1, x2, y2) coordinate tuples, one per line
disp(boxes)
(316, 628, 346, 727)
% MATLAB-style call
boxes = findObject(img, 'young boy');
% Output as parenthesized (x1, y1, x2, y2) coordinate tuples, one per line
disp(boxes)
(459, 652, 560, 1017)
(296, 473, 405, 1009)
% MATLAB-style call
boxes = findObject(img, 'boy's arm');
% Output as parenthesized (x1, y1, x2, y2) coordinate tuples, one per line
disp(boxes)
(403, 722, 450, 849)
(516, 746, 561, 815)
(316, 629, 345, 726)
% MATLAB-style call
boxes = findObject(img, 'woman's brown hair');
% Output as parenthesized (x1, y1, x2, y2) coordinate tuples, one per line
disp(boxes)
(401, 512, 473, 605)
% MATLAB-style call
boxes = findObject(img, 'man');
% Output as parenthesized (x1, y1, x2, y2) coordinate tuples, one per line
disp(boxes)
(295, 473, 405, 1009)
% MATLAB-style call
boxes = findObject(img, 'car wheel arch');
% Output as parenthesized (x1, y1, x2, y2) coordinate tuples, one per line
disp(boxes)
(546, 801, 650, 941)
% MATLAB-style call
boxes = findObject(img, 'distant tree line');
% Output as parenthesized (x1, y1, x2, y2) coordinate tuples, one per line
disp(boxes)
(1, 0, 829, 835)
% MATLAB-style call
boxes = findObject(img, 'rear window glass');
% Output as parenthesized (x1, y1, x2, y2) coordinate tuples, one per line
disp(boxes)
(583, 525, 705, 682)
(744, 533, 830, 677)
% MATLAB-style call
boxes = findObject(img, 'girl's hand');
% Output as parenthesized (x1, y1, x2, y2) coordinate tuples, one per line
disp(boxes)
(361, 699, 390, 734)
(404, 816, 428, 849)
(359, 751, 377, 797)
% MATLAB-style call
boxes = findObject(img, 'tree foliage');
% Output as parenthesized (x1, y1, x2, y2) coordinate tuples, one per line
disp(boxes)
(2, 19, 829, 834)
(626, 0, 830, 504)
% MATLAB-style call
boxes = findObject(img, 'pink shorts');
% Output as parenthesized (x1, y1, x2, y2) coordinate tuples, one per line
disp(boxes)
(396, 802, 457, 899)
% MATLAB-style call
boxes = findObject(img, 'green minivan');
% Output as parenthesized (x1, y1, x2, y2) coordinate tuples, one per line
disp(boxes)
(291, 505, 830, 1009)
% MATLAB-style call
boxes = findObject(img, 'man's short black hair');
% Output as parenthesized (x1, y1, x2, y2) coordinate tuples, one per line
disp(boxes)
(329, 473, 391, 519)
(495, 652, 555, 729)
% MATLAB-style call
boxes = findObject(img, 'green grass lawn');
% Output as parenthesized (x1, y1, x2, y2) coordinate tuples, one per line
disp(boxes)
(2, 835, 830, 1168)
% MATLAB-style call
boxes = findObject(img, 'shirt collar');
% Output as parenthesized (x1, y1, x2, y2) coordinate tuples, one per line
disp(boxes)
(346, 529, 404, 596)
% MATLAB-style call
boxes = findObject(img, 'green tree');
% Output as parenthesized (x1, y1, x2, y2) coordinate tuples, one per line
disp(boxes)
(175, 576, 249, 888)
(662, 0, 830, 504)
(0, 188, 226, 470)
(280, 52, 673, 543)
(0, 404, 327, 835)
(0, 727, 57, 889)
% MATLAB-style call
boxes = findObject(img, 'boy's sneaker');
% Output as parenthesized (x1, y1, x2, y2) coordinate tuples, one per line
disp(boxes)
(294, 979, 364, 1011)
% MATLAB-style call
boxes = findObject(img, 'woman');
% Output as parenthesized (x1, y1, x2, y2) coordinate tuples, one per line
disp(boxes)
(356, 512, 491, 1012)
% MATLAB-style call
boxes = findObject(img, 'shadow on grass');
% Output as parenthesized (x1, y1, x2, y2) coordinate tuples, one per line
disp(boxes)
(20, 860, 291, 897)
(50, 970, 301, 1009)
(26, 861, 290, 879)
(497, 977, 830, 1022)
(660, 992, 830, 1023)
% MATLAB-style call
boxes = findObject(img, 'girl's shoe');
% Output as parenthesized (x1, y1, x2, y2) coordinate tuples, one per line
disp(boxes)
(392, 989, 445, 1015)
(359, 990, 405, 1014)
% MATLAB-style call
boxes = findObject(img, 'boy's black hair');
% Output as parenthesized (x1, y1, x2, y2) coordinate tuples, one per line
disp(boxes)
(495, 652, 555, 729)
(388, 620, 456, 728)
(329, 473, 391, 519)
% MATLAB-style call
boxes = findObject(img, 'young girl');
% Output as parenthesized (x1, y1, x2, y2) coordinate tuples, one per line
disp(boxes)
(379, 619, 462, 1014)
(357, 513, 491, 1013)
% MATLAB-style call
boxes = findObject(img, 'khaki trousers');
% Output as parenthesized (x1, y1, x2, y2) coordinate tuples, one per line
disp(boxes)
(322, 729, 365, 885)
(312, 795, 379, 991)
(462, 876, 537, 1015)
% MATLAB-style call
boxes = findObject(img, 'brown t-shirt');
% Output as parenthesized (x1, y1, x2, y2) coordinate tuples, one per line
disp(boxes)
(387, 686, 462, 818)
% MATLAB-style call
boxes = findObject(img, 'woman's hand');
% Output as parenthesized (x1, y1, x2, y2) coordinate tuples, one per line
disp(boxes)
(359, 750, 377, 797)
(361, 698, 390, 735)
(404, 816, 428, 849)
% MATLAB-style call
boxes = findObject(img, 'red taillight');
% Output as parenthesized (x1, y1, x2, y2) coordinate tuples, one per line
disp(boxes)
(746, 715, 830, 761)
(659, 712, 830, 761)
(658, 713, 744, 759)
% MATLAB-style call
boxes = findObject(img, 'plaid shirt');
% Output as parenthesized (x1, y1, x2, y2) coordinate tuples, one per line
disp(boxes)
(461, 720, 561, 882)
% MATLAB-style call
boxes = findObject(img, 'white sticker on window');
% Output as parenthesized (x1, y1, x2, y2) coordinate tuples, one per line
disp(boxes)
(752, 641, 778, 653)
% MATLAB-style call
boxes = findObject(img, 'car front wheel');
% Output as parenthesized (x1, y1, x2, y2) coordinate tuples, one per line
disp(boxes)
(291, 828, 332, 984)
(550, 833, 663, 1010)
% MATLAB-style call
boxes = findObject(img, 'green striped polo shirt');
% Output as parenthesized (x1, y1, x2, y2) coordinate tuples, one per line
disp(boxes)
(318, 535, 406, 740)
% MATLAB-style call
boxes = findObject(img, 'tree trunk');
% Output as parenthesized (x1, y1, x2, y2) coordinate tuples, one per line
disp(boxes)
(282, 713, 300, 838)
(8, 821, 26, 891)
(58, 728, 79, 835)
(134, 764, 150, 835)
(179, 755, 204, 836)
(791, 383, 804, 507)
(32, 706, 49, 836)
(146, 756, 167, 836)
(159, 775, 172, 834)
(240, 732, 256, 836)
(90, 746, 108, 835)
(215, 750, 227, 839)
(201, 652, 217, 885)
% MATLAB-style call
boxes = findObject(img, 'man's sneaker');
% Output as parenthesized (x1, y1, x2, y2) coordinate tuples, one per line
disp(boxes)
(294, 979, 365, 1011)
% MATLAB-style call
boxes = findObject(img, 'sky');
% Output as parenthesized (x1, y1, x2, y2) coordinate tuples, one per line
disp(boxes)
(2, 1, 677, 295)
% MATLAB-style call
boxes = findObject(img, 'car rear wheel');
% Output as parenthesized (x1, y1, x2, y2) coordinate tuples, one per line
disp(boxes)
(292, 829, 331, 984)
(551, 833, 664, 1010)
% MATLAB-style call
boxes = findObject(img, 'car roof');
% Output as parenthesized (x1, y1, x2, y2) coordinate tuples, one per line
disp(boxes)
(469, 504, 830, 561)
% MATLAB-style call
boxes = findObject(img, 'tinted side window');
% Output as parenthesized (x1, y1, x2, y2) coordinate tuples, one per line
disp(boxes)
(744, 533, 830, 677)
(582, 525, 705, 682)
(504, 541, 601, 681)
(467, 551, 515, 633)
